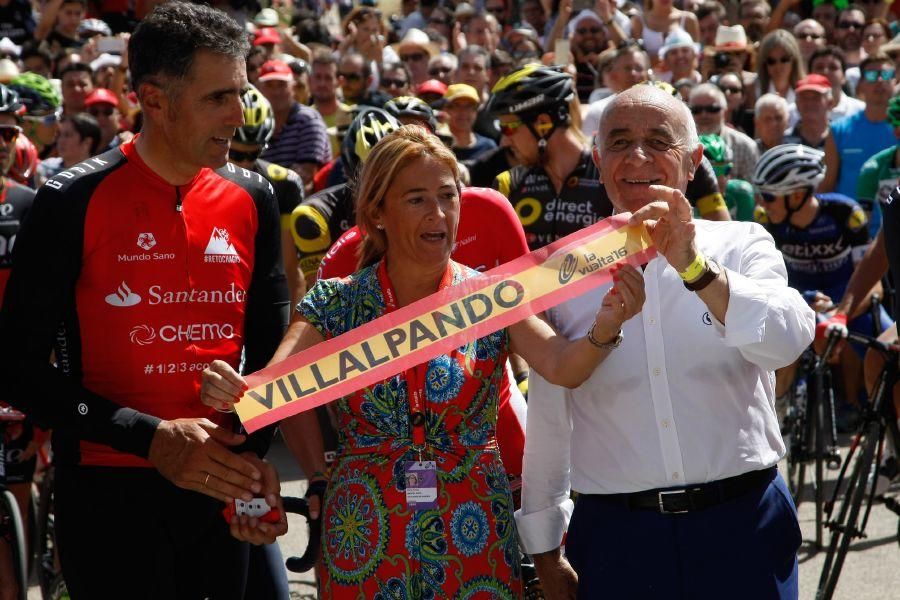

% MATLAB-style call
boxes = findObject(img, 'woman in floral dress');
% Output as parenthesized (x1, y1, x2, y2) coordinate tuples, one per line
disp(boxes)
(201, 125, 646, 599)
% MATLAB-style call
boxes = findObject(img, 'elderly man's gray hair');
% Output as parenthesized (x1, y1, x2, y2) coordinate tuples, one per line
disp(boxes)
(595, 84, 701, 153)
(755, 93, 789, 115)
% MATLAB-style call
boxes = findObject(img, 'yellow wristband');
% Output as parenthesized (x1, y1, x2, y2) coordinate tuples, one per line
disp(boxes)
(678, 254, 707, 282)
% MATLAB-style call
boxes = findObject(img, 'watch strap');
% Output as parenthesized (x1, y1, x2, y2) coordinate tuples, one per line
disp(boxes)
(683, 259, 720, 292)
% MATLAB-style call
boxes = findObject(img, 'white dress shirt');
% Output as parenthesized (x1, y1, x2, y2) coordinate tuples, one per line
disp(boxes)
(515, 220, 815, 555)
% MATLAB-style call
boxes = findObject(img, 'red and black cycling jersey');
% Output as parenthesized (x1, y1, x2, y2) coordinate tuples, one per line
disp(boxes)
(0, 139, 289, 467)
(0, 179, 35, 300)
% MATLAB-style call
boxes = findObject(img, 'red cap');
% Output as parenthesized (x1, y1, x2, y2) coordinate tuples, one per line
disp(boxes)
(253, 27, 281, 46)
(85, 88, 119, 108)
(417, 79, 448, 97)
(796, 74, 831, 94)
(258, 60, 294, 83)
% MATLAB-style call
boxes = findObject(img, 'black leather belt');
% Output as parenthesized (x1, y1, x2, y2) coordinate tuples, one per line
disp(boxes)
(583, 467, 776, 514)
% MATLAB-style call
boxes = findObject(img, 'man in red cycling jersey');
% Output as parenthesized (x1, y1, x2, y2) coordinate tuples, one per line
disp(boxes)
(0, 3, 302, 597)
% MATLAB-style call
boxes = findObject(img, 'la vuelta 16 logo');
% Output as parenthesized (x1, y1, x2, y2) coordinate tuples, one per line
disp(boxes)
(558, 253, 578, 284)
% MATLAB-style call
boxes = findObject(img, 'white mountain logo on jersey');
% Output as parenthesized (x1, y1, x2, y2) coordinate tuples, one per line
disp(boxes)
(204, 227, 240, 264)
(105, 281, 141, 307)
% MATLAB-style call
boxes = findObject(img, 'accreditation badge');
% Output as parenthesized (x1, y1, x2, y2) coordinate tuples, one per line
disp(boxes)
(404, 461, 438, 510)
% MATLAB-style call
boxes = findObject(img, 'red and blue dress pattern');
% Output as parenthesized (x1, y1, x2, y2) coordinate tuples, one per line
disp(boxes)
(299, 261, 522, 599)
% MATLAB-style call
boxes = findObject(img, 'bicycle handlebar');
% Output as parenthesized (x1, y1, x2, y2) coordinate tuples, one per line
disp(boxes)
(281, 496, 321, 573)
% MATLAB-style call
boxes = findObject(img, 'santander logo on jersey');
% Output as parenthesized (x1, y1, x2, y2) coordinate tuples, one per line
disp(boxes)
(204, 227, 241, 264)
(105, 281, 142, 307)
(104, 282, 247, 308)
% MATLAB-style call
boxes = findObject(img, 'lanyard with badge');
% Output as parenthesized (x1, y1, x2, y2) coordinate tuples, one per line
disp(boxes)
(376, 258, 454, 511)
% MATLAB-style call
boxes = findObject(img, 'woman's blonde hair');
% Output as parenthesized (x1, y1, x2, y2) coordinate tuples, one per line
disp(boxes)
(757, 29, 805, 95)
(355, 125, 461, 270)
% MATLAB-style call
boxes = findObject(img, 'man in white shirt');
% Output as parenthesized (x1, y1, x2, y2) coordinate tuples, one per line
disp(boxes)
(517, 84, 815, 599)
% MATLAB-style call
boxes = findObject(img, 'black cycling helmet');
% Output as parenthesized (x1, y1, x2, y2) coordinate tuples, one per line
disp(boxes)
(235, 85, 275, 146)
(383, 96, 437, 133)
(0, 84, 24, 118)
(341, 107, 401, 177)
(486, 63, 574, 118)
(486, 64, 574, 158)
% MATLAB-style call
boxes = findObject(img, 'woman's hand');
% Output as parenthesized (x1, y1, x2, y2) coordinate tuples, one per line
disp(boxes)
(200, 360, 248, 412)
(593, 263, 645, 342)
(628, 184, 698, 274)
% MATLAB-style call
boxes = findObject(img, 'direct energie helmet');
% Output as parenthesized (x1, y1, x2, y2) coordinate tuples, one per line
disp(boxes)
(341, 107, 400, 176)
(752, 144, 826, 195)
(486, 63, 574, 117)
(235, 85, 275, 146)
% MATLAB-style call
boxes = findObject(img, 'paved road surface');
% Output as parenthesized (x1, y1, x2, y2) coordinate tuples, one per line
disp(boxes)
(28, 437, 900, 599)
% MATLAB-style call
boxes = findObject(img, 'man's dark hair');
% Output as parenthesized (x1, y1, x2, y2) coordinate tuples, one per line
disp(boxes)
(696, 1, 725, 21)
(379, 60, 410, 82)
(64, 112, 102, 155)
(340, 51, 371, 78)
(859, 51, 893, 74)
(808, 45, 847, 72)
(312, 47, 337, 69)
(20, 44, 53, 71)
(59, 62, 92, 81)
(128, 1, 249, 96)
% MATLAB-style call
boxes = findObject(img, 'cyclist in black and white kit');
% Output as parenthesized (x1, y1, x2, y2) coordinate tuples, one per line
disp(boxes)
(486, 64, 613, 251)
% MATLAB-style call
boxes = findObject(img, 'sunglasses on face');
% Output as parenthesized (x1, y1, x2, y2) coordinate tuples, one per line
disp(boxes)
(766, 56, 792, 66)
(720, 86, 742, 95)
(23, 110, 61, 127)
(797, 33, 824, 41)
(863, 68, 896, 82)
(401, 52, 426, 62)
(758, 188, 810, 203)
(837, 21, 864, 30)
(229, 148, 263, 163)
(429, 66, 453, 76)
(690, 104, 722, 115)
(381, 77, 408, 88)
(339, 71, 364, 81)
(576, 26, 601, 35)
(865, 32, 886, 41)
(88, 106, 115, 117)
(0, 125, 21, 143)
(499, 119, 524, 136)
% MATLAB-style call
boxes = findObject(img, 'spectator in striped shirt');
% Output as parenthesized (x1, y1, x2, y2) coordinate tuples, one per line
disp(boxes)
(257, 59, 331, 192)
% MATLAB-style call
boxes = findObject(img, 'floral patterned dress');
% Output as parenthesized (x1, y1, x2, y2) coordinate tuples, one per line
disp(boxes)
(298, 261, 522, 600)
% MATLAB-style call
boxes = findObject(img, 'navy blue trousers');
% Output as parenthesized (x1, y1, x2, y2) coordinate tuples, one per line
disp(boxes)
(565, 469, 800, 600)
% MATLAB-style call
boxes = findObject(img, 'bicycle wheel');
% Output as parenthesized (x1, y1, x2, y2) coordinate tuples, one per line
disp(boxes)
(816, 420, 880, 600)
(813, 368, 827, 550)
(35, 468, 64, 600)
(1, 488, 28, 600)
(785, 379, 808, 506)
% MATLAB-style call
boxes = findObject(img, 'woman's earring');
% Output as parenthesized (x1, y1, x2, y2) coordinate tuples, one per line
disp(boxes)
(376, 224, 384, 230)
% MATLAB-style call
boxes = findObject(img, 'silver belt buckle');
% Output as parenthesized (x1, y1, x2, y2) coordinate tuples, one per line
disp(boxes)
(657, 490, 689, 514)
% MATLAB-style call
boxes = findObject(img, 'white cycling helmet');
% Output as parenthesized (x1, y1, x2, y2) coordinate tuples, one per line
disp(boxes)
(752, 144, 826, 195)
